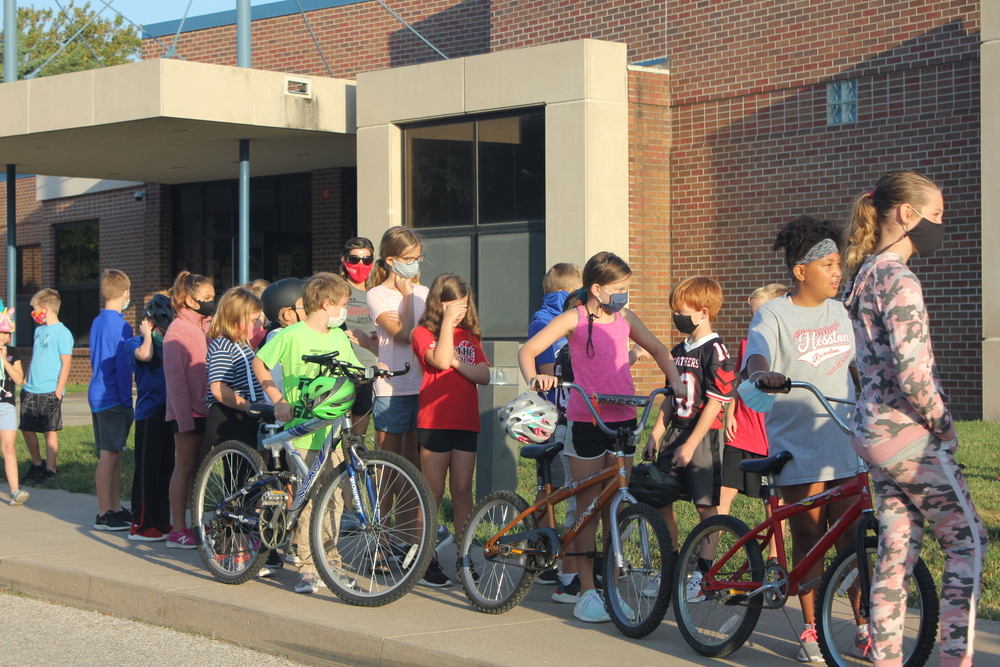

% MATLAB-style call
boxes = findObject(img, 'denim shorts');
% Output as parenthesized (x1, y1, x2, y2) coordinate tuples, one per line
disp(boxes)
(0, 402, 16, 431)
(372, 394, 419, 434)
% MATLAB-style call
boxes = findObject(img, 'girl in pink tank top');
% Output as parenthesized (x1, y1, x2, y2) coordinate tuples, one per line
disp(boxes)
(518, 251, 685, 623)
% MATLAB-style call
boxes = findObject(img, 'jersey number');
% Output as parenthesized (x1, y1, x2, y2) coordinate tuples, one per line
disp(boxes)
(674, 372, 697, 419)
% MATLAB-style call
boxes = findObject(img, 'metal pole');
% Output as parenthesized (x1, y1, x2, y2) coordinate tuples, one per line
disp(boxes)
(236, 0, 250, 284)
(5, 1, 17, 344)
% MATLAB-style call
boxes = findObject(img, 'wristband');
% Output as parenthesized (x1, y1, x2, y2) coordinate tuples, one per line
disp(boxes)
(748, 371, 766, 383)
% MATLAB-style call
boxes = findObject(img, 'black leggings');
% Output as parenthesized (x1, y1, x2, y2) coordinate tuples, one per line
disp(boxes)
(206, 402, 259, 449)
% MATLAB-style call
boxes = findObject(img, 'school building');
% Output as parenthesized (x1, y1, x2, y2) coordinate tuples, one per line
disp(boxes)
(0, 0, 992, 420)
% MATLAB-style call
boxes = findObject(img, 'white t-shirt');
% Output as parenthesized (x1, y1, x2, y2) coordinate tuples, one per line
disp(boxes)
(366, 284, 428, 397)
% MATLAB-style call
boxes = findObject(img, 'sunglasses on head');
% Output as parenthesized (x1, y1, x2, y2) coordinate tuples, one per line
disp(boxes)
(345, 255, 374, 265)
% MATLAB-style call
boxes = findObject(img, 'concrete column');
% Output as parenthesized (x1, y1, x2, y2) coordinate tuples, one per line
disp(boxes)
(983, 3, 1000, 419)
(476, 341, 523, 499)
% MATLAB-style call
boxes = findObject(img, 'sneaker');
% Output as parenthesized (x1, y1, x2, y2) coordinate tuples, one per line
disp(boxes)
(796, 623, 823, 663)
(536, 569, 558, 585)
(388, 540, 419, 569)
(615, 589, 636, 621)
(552, 574, 581, 603)
(22, 462, 45, 485)
(94, 509, 130, 531)
(38, 468, 57, 484)
(419, 556, 452, 587)
(9, 489, 29, 506)
(284, 544, 304, 564)
(128, 526, 169, 542)
(295, 572, 325, 594)
(435, 525, 453, 551)
(166, 527, 198, 549)
(116, 507, 134, 524)
(640, 572, 661, 598)
(850, 624, 873, 661)
(573, 588, 611, 623)
(686, 570, 706, 603)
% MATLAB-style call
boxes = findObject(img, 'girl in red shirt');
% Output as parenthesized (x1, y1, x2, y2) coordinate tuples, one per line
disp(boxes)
(410, 273, 490, 587)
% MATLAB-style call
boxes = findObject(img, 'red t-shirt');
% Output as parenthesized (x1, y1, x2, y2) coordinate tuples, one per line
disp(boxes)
(411, 326, 489, 432)
(728, 338, 769, 456)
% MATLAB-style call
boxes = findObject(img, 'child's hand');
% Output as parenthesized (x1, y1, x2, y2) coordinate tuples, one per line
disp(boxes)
(671, 379, 688, 400)
(672, 442, 696, 468)
(749, 371, 790, 391)
(443, 301, 467, 328)
(274, 400, 294, 423)
(393, 272, 414, 296)
(139, 320, 153, 337)
(642, 436, 658, 461)
(529, 374, 558, 391)
(725, 419, 738, 443)
(630, 344, 651, 364)
(382, 310, 400, 324)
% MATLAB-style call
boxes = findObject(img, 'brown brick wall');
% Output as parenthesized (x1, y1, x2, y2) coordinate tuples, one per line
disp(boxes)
(311, 167, 358, 273)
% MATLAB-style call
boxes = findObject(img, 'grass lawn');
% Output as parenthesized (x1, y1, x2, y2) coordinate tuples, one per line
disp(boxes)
(5, 415, 998, 619)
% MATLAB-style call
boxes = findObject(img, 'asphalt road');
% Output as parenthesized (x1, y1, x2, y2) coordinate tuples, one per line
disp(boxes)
(0, 591, 306, 667)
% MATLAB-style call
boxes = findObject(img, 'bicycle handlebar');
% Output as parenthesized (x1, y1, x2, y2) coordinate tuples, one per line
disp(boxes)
(557, 381, 673, 438)
(301, 351, 410, 385)
(754, 379, 852, 434)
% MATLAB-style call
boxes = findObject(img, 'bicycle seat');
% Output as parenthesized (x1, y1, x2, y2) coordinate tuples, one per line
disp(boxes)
(246, 403, 277, 423)
(519, 441, 564, 463)
(739, 450, 794, 476)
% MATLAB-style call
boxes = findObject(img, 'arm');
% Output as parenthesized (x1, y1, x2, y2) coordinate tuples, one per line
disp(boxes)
(743, 354, 789, 391)
(4, 357, 24, 386)
(163, 334, 196, 433)
(724, 396, 738, 442)
(643, 396, 671, 460)
(623, 310, 685, 395)
(252, 355, 292, 422)
(629, 344, 650, 365)
(347, 329, 379, 355)
(56, 354, 72, 400)
(452, 358, 490, 385)
(210, 381, 251, 412)
(518, 310, 576, 391)
(671, 400, 725, 467)
(115, 334, 134, 407)
(135, 321, 154, 362)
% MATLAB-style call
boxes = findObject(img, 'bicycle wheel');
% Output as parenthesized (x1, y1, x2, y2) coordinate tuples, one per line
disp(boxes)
(457, 490, 537, 614)
(816, 536, 939, 667)
(311, 449, 436, 606)
(190, 441, 268, 584)
(603, 502, 674, 638)
(673, 514, 764, 658)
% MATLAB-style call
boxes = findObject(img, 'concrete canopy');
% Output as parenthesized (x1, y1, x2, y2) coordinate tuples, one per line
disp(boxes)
(0, 58, 357, 184)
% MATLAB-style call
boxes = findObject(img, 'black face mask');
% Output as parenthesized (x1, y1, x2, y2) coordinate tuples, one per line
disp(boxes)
(194, 298, 216, 317)
(906, 216, 945, 257)
(673, 313, 699, 335)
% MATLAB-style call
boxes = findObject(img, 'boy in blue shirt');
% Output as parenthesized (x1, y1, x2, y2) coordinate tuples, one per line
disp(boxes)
(20, 288, 74, 485)
(89, 270, 135, 531)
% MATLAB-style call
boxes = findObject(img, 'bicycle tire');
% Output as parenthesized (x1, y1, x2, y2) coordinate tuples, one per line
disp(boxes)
(311, 449, 436, 606)
(190, 440, 269, 584)
(457, 490, 537, 614)
(603, 502, 674, 638)
(673, 514, 764, 658)
(816, 536, 939, 667)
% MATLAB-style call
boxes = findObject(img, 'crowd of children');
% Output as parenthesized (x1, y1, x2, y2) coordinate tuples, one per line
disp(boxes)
(0, 171, 984, 667)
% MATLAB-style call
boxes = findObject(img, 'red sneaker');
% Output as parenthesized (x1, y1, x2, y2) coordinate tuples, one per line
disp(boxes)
(128, 526, 169, 542)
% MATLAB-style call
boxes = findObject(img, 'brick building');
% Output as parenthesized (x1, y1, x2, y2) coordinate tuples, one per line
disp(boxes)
(0, 0, 987, 418)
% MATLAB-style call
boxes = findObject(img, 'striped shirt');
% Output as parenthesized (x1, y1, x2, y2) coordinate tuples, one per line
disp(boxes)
(205, 337, 264, 407)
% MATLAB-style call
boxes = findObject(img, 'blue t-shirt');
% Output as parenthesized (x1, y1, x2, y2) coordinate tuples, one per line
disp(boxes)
(126, 336, 166, 421)
(24, 321, 74, 394)
(88, 310, 134, 412)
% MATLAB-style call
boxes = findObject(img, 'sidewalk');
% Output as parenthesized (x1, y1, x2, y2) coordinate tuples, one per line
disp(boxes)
(2, 486, 997, 667)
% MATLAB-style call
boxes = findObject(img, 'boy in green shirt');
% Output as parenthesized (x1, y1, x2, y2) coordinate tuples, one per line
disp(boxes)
(253, 272, 360, 594)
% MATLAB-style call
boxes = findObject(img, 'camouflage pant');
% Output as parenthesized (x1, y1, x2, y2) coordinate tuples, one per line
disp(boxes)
(870, 437, 986, 667)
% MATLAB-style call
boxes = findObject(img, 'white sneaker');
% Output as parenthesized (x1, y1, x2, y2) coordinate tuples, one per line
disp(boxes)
(640, 572, 661, 598)
(615, 590, 636, 621)
(294, 572, 326, 594)
(686, 570, 705, 603)
(573, 589, 611, 623)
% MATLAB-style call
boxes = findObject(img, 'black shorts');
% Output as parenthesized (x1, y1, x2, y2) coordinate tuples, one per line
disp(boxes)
(570, 419, 637, 460)
(170, 416, 207, 435)
(92, 404, 135, 452)
(206, 402, 260, 448)
(20, 390, 63, 433)
(351, 382, 374, 418)
(657, 426, 723, 507)
(417, 428, 477, 453)
(721, 445, 766, 499)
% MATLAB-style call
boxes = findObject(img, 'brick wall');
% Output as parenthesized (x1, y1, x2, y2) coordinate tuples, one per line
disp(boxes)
(311, 167, 358, 273)
(666, 1, 982, 417)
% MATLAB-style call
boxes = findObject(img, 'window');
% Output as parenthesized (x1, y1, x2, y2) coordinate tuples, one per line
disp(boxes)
(15, 244, 41, 338)
(403, 111, 546, 338)
(827, 80, 858, 125)
(55, 222, 100, 347)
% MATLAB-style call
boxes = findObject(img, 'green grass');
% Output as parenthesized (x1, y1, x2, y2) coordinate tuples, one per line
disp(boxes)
(5, 416, 998, 619)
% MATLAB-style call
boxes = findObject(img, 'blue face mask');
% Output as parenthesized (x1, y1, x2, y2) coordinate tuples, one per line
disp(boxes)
(599, 286, 628, 313)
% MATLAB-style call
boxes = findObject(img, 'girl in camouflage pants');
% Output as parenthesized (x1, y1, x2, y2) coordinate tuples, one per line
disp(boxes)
(844, 170, 986, 667)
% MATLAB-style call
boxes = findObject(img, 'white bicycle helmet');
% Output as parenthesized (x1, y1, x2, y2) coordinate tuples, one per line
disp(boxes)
(498, 392, 559, 444)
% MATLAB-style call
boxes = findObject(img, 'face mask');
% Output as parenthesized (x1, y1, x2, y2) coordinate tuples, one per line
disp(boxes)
(905, 215, 945, 257)
(151, 331, 164, 347)
(344, 260, 373, 284)
(327, 307, 348, 329)
(391, 260, 420, 280)
(193, 298, 216, 317)
(31, 309, 46, 325)
(122, 299, 130, 313)
(598, 286, 628, 313)
(673, 313, 700, 335)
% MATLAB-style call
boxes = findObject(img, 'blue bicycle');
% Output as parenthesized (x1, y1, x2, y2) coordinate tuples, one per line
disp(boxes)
(190, 352, 437, 606)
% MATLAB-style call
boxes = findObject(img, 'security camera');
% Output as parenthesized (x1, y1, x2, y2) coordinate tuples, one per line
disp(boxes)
(135, 190, 146, 201)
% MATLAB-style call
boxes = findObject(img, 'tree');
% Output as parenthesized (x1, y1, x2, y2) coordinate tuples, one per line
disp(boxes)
(0, 1, 141, 81)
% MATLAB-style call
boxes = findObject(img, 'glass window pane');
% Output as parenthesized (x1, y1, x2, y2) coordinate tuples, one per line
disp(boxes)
(178, 186, 203, 239)
(477, 229, 545, 338)
(417, 233, 473, 293)
(478, 114, 545, 224)
(17, 245, 41, 298)
(204, 184, 234, 237)
(406, 122, 475, 228)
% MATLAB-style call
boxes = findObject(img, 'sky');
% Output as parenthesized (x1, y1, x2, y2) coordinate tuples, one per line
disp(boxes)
(17, 1, 262, 29)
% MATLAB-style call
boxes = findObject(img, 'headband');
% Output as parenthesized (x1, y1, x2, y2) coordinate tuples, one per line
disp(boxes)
(794, 238, 839, 266)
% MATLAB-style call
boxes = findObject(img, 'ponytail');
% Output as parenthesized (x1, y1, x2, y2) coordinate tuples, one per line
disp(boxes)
(843, 194, 881, 277)
(170, 270, 211, 314)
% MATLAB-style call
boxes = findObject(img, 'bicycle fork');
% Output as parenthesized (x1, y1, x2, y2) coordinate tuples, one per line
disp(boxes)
(855, 510, 879, 620)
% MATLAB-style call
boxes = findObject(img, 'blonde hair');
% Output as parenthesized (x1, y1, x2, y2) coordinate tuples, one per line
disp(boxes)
(844, 170, 939, 276)
(302, 272, 351, 314)
(748, 283, 789, 303)
(100, 269, 130, 301)
(31, 288, 61, 314)
(170, 271, 212, 314)
(241, 279, 270, 297)
(419, 273, 482, 340)
(367, 226, 424, 289)
(671, 276, 724, 320)
(542, 263, 582, 294)
(564, 252, 632, 311)
(208, 287, 263, 344)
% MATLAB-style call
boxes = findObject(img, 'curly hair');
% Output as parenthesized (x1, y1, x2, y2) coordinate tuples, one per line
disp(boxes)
(773, 216, 844, 270)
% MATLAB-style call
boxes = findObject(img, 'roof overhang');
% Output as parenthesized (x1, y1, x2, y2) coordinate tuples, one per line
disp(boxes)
(0, 58, 357, 185)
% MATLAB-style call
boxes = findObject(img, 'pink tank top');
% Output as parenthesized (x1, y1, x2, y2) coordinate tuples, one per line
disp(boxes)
(566, 306, 636, 423)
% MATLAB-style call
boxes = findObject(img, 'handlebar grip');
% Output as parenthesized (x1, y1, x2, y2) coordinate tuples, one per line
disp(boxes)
(301, 351, 341, 365)
(387, 363, 410, 377)
(755, 378, 792, 393)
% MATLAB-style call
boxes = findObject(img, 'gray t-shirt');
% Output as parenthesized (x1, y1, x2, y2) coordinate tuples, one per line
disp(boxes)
(347, 285, 377, 368)
(742, 295, 857, 485)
